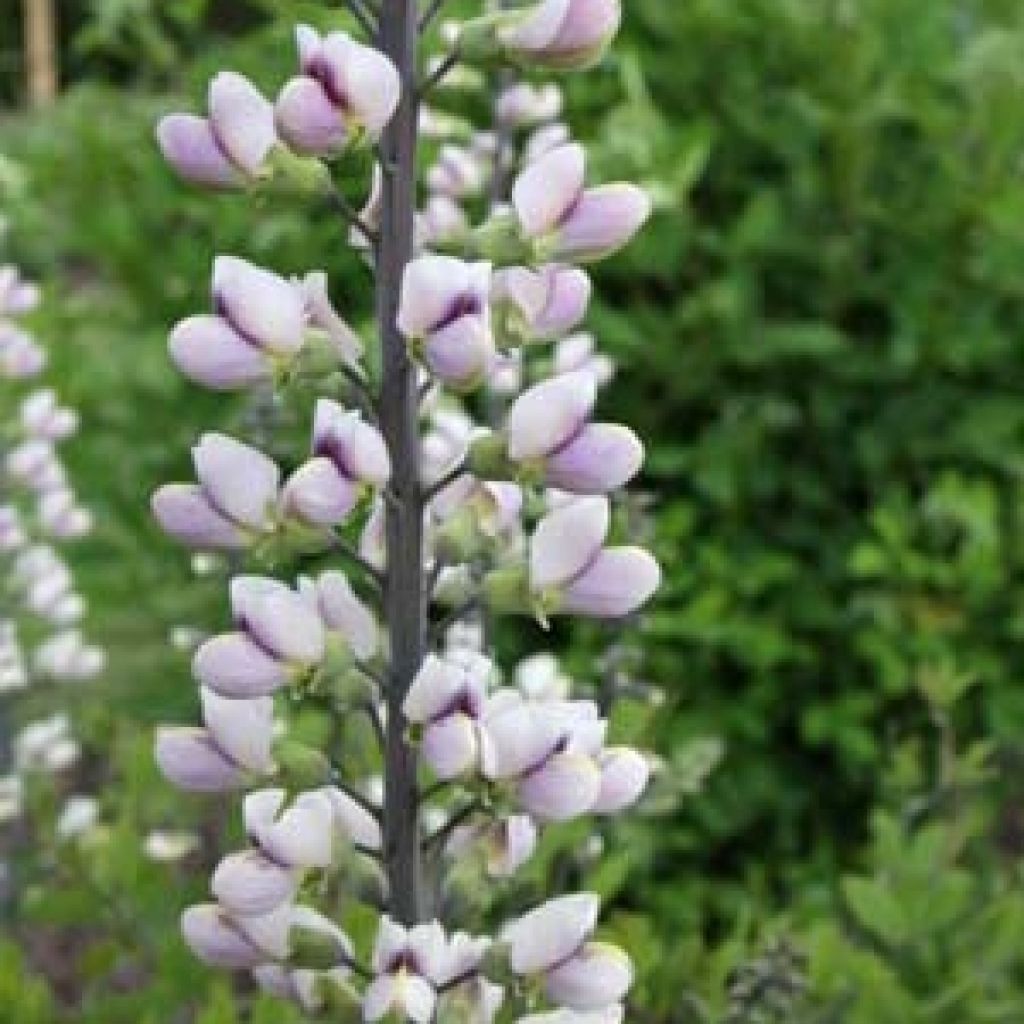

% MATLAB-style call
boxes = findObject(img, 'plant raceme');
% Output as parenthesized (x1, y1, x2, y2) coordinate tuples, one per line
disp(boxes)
(152, 1, 657, 1020)
(0, 259, 105, 837)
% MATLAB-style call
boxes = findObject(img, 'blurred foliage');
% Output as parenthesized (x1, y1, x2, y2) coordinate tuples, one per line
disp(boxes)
(3, 0, 1024, 1019)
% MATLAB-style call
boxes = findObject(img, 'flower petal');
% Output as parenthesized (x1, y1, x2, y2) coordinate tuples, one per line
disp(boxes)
(503, 893, 600, 975)
(507, 370, 596, 462)
(529, 496, 609, 592)
(560, 546, 660, 618)
(513, 143, 585, 238)
(207, 71, 276, 176)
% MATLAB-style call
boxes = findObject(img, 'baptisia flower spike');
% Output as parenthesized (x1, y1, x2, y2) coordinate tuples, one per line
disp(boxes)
(397, 254, 495, 390)
(480, 370, 643, 494)
(282, 399, 391, 528)
(157, 71, 277, 189)
(513, 143, 650, 263)
(276, 25, 400, 156)
(170, 256, 308, 390)
(150, 0, 659, 1016)
(151, 433, 280, 550)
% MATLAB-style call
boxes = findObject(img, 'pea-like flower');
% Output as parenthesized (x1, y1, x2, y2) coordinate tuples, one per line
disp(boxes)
(446, 813, 538, 878)
(363, 919, 446, 1023)
(528, 496, 660, 619)
(151, 433, 281, 550)
(281, 399, 391, 528)
(19, 389, 78, 441)
(502, 893, 632, 1012)
(0, 265, 41, 315)
(492, 265, 591, 342)
(512, 143, 649, 263)
(403, 652, 494, 779)
(496, 0, 621, 71)
(192, 575, 326, 698)
(426, 144, 488, 199)
(397, 255, 495, 390)
(182, 901, 350, 973)
(212, 788, 335, 916)
(501, 370, 643, 494)
(275, 26, 400, 156)
(0, 325, 46, 378)
(553, 331, 614, 388)
(298, 570, 380, 663)
(364, 919, 491, 1024)
(481, 694, 604, 822)
(169, 256, 308, 390)
(496, 82, 563, 126)
(155, 687, 274, 792)
(157, 72, 277, 189)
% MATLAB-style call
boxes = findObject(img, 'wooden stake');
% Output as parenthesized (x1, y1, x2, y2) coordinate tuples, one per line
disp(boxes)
(23, 0, 58, 107)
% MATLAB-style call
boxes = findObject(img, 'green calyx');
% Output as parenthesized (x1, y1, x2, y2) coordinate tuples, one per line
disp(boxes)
(263, 145, 332, 197)
(468, 432, 515, 480)
(274, 739, 332, 791)
(482, 565, 532, 615)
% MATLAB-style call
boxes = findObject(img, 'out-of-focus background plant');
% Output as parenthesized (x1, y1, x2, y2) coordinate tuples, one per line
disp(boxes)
(4, 0, 1024, 1020)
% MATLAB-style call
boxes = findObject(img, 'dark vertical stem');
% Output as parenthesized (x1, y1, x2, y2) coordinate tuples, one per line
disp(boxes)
(376, 0, 425, 925)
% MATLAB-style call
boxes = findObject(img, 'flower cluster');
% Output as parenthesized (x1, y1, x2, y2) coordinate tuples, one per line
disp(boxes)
(152, 1, 657, 1020)
(0, 260, 105, 844)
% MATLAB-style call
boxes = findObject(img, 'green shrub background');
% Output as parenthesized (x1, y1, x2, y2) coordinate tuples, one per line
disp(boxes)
(4, 0, 1024, 1020)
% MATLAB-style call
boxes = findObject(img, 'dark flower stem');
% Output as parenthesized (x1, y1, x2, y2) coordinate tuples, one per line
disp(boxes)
(376, 0, 427, 926)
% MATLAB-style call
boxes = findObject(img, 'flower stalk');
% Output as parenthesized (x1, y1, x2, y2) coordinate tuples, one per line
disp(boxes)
(151, 0, 660, 1017)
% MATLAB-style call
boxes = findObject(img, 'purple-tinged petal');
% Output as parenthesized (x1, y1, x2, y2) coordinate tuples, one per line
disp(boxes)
(422, 715, 479, 780)
(518, 751, 601, 821)
(192, 433, 280, 531)
(169, 314, 269, 390)
(513, 143, 585, 238)
(212, 850, 297, 916)
(592, 747, 649, 814)
(546, 423, 643, 494)
(554, 183, 650, 263)
(151, 483, 247, 550)
(333, 35, 402, 137)
(155, 727, 245, 792)
(200, 687, 275, 773)
(545, 942, 633, 1011)
(275, 76, 346, 155)
(424, 315, 495, 389)
(193, 632, 288, 698)
(500, 0, 573, 50)
(156, 114, 239, 188)
(506, 370, 596, 461)
(314, 571, 378, 659)
(207, 71, 277, 177)
(213, 255, 307, 356)
(282, 457, 359, 527)
(502, 892, 599, 975)
(181, 904, 268, 969)
(529, 496, 609, 592)
(560, 546, 660, 618)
